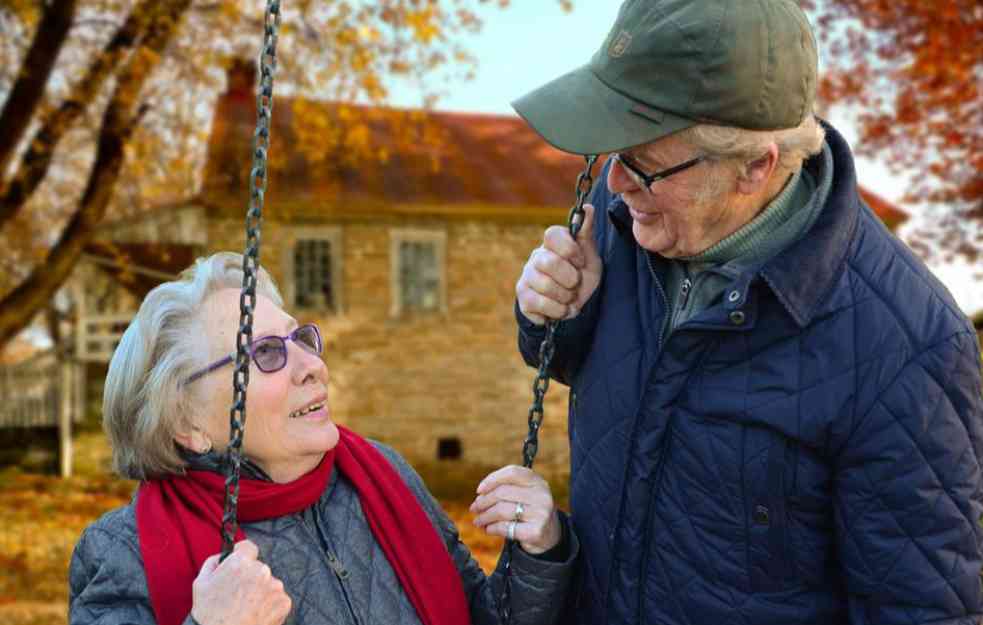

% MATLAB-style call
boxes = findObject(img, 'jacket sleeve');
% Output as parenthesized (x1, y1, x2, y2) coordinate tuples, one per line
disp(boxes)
(372, 443, 580, 625)
(835, 330, 983, 625)
(515, 161, 612, 386)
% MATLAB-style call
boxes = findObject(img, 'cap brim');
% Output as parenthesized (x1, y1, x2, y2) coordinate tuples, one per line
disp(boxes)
(511, 65, 696, 155)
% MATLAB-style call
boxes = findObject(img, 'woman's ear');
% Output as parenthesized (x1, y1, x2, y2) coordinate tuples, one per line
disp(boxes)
(174, 421, 213, 454)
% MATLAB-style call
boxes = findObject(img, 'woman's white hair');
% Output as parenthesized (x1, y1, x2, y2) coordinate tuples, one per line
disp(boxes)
(102, 252, 283, 480)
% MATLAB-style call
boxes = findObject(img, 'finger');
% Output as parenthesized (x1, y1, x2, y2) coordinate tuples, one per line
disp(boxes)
(470, 484, 540, 514)
(530, 247, 581, 290)
(472, 500, 542, 528)
(518, 289, 570, 323)
(233, 539, 259, 560)
(476, 465, 538, 494)
(197, 553, 221, 578)
(576, 204, 598, 255)
(254, 562, 272, 582)
(524, 270, 577, 306)
(542, 225, 585, 268)
(484, 520, 534, 543)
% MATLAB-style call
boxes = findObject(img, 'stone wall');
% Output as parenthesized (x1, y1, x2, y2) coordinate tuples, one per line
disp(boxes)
(207, 214, 573, 487)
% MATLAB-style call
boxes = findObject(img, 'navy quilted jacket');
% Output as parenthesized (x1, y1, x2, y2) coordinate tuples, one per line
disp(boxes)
(517, 123, 983, 625)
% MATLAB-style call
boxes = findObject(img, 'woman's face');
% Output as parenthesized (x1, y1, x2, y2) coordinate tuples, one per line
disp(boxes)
(192, 288, 338, 482)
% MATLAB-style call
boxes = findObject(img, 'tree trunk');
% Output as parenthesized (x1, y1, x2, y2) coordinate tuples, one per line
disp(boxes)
(0, 0, 77, 177)
(0, 0, 160, 231)
(0, 0, 194, 349)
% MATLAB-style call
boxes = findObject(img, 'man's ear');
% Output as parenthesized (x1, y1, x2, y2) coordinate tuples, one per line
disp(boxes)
(736, 143, 780, 195)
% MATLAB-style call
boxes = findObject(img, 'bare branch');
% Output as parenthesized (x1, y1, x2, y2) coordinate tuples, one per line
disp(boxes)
(0, 0, 78, 176)
(0, 0, 160, 231)
(0, 0, 194, 348)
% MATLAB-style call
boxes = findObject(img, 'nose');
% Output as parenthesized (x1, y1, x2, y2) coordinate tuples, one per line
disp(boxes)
(607, 156, 636, 195)
(290, 340, 328, 386)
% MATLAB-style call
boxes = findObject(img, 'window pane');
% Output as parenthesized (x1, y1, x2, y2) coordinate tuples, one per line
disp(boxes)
(293, 239, 335, 311)
(399, 240, 439, 312)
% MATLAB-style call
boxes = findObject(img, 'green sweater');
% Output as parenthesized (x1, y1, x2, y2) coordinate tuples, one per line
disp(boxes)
(660, 143, 833, 334)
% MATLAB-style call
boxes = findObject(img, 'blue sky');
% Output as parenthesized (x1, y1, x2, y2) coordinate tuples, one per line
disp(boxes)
(384, 2, 981, 314)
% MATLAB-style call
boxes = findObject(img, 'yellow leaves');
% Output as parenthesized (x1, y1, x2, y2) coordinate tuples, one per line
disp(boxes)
(406, 5, 443, 44)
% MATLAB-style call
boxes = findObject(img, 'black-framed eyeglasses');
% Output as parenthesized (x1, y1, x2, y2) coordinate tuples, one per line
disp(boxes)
(612, 152, 704, 194)
(183, 323, 323, 386)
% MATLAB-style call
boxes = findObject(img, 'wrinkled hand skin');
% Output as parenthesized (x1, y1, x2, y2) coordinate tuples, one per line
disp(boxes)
(516, 203, 603, 326)
(470, 465, 561, 555)
(191, 540, 292, 625)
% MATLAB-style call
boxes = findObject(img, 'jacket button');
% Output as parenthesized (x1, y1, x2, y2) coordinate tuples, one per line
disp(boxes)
(727, 290, 741, 303)
(754, 505, 770, 525)
(729, 310, 746, 325)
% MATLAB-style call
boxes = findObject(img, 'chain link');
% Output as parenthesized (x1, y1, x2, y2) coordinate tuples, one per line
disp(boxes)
(221, 0, 282, 560)
(499, 154, 597, 623)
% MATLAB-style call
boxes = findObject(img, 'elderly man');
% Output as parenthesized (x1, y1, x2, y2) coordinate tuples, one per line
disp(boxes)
(512, 1, 983, 624)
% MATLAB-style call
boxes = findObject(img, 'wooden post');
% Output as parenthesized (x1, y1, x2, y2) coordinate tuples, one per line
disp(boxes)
(59, 358, 73, 478)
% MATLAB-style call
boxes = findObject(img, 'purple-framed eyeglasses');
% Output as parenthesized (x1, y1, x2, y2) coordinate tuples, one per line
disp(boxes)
(183, 323, 323, 386)
(612, 152, 704, 194)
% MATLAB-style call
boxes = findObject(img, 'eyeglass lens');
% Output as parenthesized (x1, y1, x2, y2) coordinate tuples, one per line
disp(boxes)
(251, 325, 322, 373)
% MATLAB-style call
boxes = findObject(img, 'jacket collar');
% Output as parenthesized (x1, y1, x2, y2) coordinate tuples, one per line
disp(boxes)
(607, 120, 860, 329)
(758, 121, 860, 327)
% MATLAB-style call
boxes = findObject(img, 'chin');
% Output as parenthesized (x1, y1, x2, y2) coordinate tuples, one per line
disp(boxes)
(633, 223, 677, 257)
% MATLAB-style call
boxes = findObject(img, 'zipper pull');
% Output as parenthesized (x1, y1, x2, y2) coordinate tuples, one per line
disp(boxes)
(325, 551, 351, 580)
(679, 278, 692, 308)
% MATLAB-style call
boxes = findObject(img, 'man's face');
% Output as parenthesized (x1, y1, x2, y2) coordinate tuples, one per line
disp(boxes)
(607, 134, 735, 258)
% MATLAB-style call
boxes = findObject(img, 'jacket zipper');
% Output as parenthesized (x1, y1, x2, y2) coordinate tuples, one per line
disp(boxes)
(626, 250, 675, 622)
(326, 549, 362, 625)
(645, 251, 668, 351)
(298, 516, 363, 625)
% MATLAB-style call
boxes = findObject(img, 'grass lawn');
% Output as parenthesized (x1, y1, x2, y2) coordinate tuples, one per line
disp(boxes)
(0, 431, 507, 625)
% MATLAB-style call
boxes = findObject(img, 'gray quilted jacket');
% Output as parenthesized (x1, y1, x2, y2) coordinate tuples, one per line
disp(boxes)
(68, 442, 578, 625)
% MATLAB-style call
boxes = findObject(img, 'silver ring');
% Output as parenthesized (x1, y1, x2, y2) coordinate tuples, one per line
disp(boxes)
(507, 520, 517, 541)
(513, 502, 524, 522)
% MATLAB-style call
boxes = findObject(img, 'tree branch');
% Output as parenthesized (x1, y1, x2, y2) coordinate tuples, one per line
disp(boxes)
(0, 0, 194, 349)
(0, 0, 160, 231)
(0, 0, 77, 176)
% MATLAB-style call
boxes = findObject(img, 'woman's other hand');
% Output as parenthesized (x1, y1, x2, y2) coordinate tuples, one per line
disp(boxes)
(191, 540, 292, 625)
(470, 465, 562, 555)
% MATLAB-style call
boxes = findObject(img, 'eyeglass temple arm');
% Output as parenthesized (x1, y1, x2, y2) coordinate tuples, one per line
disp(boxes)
(184, 353, 236, 385)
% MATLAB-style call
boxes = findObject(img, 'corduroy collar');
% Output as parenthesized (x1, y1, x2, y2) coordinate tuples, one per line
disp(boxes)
(607, 120, 861, 329)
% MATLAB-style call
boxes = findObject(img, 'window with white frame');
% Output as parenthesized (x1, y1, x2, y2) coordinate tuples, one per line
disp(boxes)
(285, 227, 343, 313)
(390, 229, 446, 316)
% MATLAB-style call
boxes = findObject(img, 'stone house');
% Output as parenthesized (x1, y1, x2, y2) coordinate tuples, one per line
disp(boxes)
(47, 62, 910, 485)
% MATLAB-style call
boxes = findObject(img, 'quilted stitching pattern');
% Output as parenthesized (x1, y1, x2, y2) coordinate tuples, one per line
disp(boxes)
(516, 126, 983, 625)
(69, 442, 579, 625)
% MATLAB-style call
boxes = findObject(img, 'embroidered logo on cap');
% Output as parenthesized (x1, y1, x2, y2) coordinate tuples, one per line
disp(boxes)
(609, 30, 632, 57)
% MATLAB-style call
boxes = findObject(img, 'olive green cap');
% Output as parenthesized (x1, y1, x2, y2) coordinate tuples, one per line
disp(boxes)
(512, 0, 818, 155)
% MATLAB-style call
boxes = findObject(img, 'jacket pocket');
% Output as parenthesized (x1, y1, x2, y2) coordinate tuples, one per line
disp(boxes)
(745, 426, 794, 592)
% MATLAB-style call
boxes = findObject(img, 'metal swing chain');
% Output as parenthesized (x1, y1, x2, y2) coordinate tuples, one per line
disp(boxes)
(221, 0, 282, 560)
(498, 154, 597, 624)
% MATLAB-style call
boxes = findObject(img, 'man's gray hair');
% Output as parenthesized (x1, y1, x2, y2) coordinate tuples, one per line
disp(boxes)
(682, 115, 826, 177)
(102, 252, 283, 480)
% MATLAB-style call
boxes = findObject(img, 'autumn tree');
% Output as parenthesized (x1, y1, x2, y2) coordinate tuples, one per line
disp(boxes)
(0, 0, 527, 350)
(803, 0, 983, 263)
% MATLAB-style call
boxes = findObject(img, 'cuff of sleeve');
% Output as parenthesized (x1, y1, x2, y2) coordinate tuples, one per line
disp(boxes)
(515, 299, 547, 340)
(512, 510, 579, 572)
(515, 284, 603, 343)
(524, 511, 571, 563)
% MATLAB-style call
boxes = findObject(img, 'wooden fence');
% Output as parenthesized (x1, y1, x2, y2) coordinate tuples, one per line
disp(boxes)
(0, 349, 86, 477)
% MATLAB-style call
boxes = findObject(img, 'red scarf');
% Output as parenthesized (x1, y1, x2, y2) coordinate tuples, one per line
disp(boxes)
(136, 426, 470, 625)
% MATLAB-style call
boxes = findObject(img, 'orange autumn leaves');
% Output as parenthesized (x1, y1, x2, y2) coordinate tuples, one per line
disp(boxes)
(803, 0, 982, 260)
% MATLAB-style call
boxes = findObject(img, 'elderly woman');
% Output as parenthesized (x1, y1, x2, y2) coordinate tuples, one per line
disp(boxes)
(69, 252, 577, 625)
